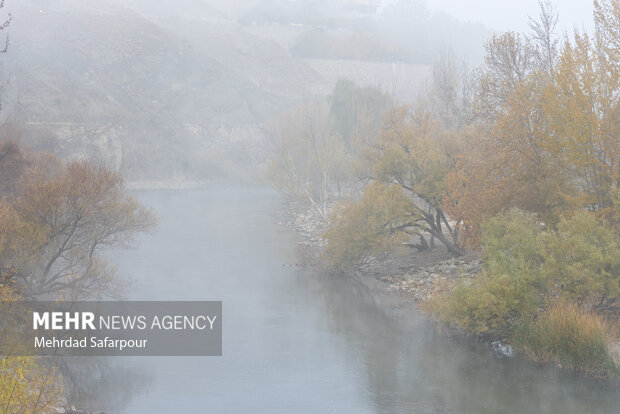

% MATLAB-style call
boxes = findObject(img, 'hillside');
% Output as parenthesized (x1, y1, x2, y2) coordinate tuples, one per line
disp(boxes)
(2, 0, 325, 181)
(0, 0, 490, 183)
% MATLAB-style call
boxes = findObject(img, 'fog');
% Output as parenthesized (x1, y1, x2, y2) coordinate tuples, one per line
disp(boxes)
(428, 0, 594, 33)
(105, 188, 620, 413)
(0, 0, 595, 184)
(0, 0, 617, 412)
(0, 0, 485, 184)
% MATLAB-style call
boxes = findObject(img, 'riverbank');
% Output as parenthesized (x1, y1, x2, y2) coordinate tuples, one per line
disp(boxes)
(281, 198, 480, 300)
(283, 198, 620, 375)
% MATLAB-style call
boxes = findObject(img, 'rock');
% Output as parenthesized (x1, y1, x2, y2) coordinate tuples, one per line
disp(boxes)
(378, 255, 481, 301)
(490, 340, 514, 357)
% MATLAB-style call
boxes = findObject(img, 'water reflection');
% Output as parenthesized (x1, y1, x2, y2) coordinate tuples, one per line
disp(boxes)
(76, 187, 620, 413)
(58, 356, 152, 412)
(307, 272, 620, 413)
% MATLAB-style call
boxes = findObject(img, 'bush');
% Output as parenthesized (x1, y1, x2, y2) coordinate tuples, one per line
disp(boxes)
(430, 210, 543, 337)
(431, 209, 620, 337)
(434, 271, 540, 337)
(481, 209, 544, 282)
(513, 302, 617, 376)
(540, 212, 620, 310)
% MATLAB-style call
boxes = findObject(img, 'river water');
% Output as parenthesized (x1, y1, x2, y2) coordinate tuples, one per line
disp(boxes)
(94, 186, 620, 413)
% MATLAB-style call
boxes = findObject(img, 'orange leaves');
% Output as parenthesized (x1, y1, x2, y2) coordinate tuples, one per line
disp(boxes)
(445, 1, 620, 247)
(542, 25, 619, 217)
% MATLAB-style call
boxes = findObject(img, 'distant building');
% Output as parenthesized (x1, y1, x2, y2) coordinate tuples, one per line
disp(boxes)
(340, 0, 382, 15)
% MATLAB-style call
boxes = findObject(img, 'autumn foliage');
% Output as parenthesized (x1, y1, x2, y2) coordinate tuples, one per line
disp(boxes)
(0, 142, 156, 299)
(0, 285, 64, 414)
(0, 140, 156, 410)
(446, 0, 620, 247)
(267, 0, 620, 375)
(423, 0, 620, 375)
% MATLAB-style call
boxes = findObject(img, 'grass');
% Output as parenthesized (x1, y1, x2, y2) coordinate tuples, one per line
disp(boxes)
(513, 301, 618, 376)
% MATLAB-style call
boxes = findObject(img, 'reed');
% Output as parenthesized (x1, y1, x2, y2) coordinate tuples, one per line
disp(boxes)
(513, 301, 617, 376)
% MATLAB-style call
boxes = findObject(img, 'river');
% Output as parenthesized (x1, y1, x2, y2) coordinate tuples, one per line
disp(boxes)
(89, 186, 620, 413)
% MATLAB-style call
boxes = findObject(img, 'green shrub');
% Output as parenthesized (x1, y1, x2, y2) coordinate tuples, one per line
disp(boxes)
(435, 270, 540, 337)
(432, 210, 543, 337)
(432, 209, 620, 337)
(540, 212, 620, 309)
(513, 302, 617, 375)
(481, 209, 544, 280)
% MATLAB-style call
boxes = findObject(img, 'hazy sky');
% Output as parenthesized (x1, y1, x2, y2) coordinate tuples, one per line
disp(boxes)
(427, 0, 595, 34)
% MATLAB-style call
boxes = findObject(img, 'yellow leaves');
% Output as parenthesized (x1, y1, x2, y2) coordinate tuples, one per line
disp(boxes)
(0, 287, 64, 414)
(373, 144, 410, 181)
(369, 105, 459, 205)
(0, 356, 64, 414)
(447, 1, 620, 247)
(474, 31, 535, 121)
(594, 0, 620, 107)
(0, 200, 48, 284)
(542, 22, 619, 217)
(324, 183, 416, 271)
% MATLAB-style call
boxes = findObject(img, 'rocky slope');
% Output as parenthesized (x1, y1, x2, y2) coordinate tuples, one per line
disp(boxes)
(2, 0, 325, 181)
(1, 0, 490, 183)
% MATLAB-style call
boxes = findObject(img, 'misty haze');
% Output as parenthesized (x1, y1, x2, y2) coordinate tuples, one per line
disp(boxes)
(0, 0, 619, 413)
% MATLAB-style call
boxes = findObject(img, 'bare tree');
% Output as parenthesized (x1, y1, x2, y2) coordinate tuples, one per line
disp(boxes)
(267, 101, 349, 222)
(473, 32, 535, 121)
(423, 49, 473, 129)
(528, 0, 559, 80)
(0, 0, 11, 54)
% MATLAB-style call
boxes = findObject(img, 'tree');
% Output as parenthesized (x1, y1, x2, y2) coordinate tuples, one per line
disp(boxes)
(329, 79, 391, 151)
(472, 31, 535, 122)
(432, 209, 620, 337)
(432, 210, 544, 336)
(0, 0, 11, 116)
(324, 105, 466, 271)
(425, 49, 473, 129)
(363, 105, 465, 255)
(0, 139, 26, 195)
(541, 212, 620, 312)
(541, 2, 620, 222)
(325, 182, 416, 272)
(528, 0, 559, 80)
(0, 356, 63, 414)
(3, 154, 156, 299)
(268, 80, 392, 216)
(446, 0, 620, 246)
(268, 100, 351, 220)
(0, 0, 10, 54)
(446, 72, 569, 247)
